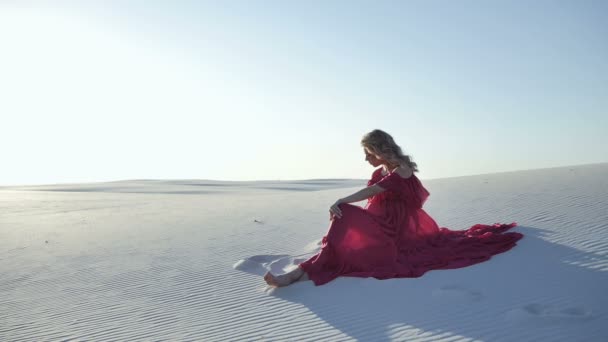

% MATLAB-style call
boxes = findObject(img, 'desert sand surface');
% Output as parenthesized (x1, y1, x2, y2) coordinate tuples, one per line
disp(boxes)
(1, 163, 607, 341)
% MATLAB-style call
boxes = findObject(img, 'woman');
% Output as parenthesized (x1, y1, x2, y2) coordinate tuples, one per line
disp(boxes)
(264, 129, 523, 287)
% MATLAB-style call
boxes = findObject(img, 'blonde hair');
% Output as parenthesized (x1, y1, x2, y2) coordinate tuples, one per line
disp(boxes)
(360, 129, 419, 172)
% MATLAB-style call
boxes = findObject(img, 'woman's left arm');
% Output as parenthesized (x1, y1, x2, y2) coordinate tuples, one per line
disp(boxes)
(329, 185, 385, 219)
(339, 185, 385, 204)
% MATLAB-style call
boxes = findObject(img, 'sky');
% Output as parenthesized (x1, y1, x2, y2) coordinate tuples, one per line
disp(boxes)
(1, 0, 607, 186)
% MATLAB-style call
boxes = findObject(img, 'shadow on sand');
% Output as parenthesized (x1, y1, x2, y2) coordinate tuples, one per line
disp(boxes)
(264, 226, 607, 341)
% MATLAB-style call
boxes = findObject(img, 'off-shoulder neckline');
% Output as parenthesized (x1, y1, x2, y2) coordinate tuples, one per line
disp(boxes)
(388, 170, 415, 180)
(377, 168, 415, 181)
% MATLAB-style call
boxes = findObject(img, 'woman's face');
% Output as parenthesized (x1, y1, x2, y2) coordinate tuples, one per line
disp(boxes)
(364, 147, 383, 167)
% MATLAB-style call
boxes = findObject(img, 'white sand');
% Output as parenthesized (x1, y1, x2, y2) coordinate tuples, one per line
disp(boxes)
(1, 164, 607, 341)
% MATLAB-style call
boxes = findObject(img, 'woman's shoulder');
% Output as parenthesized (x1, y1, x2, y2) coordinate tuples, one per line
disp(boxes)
(390, 165, 414, 180)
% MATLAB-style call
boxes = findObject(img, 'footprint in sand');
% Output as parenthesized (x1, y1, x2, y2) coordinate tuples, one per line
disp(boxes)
(505, 303, 593, 323)
(431, 285, 484, 302)
(233, 254, 300, 275)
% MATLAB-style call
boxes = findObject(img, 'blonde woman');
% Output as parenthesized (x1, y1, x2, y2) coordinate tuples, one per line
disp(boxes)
(264, 129, 522, 287)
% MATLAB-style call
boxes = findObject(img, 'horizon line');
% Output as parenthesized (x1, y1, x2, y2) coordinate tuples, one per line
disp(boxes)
(2, 161, 607, 188)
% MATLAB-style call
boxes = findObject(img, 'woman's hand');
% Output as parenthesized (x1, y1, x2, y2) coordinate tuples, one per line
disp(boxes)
(329, 199, 343, 220)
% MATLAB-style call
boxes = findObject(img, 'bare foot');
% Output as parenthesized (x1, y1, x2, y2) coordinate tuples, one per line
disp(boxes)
(264, 267, 305, 287)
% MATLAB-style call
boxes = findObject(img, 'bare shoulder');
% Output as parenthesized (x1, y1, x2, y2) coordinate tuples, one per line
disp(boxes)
(393, 165, 414, 179)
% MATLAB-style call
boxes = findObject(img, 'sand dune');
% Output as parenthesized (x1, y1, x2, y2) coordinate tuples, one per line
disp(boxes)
(1, 163, 607, 341)
(1, 179, 364, 195)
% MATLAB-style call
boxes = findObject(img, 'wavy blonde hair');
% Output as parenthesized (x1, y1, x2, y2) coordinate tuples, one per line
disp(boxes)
(360, 129, 419, 172)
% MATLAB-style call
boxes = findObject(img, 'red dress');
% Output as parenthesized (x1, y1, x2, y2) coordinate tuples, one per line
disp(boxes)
(298, 168, 523, 286)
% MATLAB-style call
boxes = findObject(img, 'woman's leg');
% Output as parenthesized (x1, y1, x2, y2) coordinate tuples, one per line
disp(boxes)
(264, 266, 309, 287)
(296, 270, 310, 282)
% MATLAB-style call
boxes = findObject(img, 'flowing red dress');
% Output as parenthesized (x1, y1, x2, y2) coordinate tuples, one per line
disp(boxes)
(298, 168, 523, 286)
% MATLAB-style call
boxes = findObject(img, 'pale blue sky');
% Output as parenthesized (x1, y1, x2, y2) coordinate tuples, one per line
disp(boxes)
(1, 1, 606, 185)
